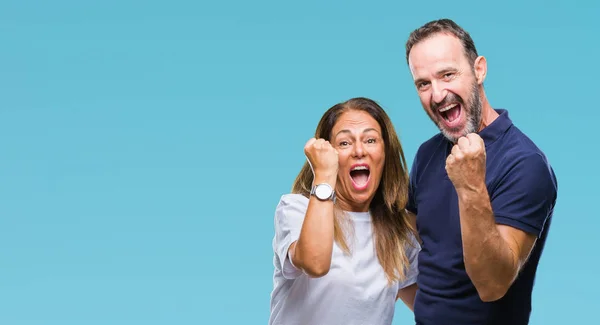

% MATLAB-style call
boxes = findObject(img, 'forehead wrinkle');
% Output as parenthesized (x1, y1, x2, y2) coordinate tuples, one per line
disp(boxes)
(409, 35, 467, 79)
(335, 127, 381, 138)
(333, 114, 381, 138)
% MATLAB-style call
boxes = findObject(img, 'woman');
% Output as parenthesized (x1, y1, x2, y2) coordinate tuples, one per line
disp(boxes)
(269, 97, 420, 325)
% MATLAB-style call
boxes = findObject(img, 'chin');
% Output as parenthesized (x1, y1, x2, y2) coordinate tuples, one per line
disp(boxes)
(439, 123, 467, 142)
(352, 193, 372, 203)
(350, 189, 376, 207)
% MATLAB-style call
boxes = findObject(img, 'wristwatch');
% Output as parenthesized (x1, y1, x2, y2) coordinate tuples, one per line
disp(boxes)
(310, 183, 336, 202)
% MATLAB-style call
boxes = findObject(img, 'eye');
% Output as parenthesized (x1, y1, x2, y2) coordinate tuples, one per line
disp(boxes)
(417, 81, 430, 90)
(366, 138, 377, 144)
(443, 72, 455, 80)
(339, 141, 350, 147)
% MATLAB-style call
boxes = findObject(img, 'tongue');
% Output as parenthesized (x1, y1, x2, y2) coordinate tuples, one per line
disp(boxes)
(351, 170, 369, 186)
(446, 105, 461, 122)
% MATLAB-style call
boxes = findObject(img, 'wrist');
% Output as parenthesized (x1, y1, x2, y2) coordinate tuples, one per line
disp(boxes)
(313, 173, 337, 187)
(456, 182, 488, 201)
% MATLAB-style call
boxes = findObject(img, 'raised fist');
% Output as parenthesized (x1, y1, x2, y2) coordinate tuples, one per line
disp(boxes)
(445, 133, 487, 192)
(304, 138, 339, 183)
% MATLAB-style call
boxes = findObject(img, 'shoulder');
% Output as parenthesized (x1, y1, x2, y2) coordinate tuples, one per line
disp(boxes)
(274, 193, 310, 221)
(490, 130, 558, 202)
(504, 125, 548, 155)
(277, 193, 309, 208)
(498, 126, 556, 180)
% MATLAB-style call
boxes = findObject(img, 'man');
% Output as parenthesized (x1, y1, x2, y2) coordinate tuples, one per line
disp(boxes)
(404, 19, 558, 325)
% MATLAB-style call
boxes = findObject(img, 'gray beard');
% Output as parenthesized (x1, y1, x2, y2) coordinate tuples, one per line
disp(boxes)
(438, 83, 482, 143)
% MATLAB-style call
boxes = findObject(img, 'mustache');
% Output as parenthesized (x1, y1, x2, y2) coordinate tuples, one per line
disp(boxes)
(431, 93, 464, 111)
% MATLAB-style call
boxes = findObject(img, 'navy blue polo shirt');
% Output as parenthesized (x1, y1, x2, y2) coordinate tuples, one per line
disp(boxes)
(407, 109, 558, 325)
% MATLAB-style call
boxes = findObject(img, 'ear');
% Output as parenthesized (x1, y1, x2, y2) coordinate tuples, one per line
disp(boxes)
(473, 56, 487, 85)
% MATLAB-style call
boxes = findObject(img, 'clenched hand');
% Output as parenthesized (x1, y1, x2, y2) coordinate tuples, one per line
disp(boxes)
(445, 133, 487, 192)
(304, 138, 339, 185)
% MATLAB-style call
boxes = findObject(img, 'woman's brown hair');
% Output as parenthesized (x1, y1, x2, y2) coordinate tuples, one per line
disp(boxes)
(291, 97, 416, 283)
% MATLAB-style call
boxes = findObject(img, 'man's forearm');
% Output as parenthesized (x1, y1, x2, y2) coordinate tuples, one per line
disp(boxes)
(457, 186, 517, 302)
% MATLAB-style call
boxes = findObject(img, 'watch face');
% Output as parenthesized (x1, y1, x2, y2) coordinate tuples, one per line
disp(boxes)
(315, 184, 333, 200)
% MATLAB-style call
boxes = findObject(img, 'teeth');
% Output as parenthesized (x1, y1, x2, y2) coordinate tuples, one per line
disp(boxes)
(439, 103, 458, 112)
(352, 166, 369, 171)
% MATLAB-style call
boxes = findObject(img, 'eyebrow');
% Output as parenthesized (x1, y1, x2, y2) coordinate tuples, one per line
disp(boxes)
(335, 128, 380, 138)
(414, 67, 458, 86)
(436, 67, 458, 76)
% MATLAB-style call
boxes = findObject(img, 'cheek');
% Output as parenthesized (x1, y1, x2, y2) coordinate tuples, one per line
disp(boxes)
(419, 93, 430, 107)
(451, 80, 472, 99)
(419, 93, 436, 114)
(336, 151, 351, 173)
(376, 157, 385, 174)
(371, 149, 386, 173)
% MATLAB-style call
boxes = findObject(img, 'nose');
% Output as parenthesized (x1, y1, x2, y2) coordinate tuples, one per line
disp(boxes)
(431, 81, 447, 104)
(352, 141, 366, 158)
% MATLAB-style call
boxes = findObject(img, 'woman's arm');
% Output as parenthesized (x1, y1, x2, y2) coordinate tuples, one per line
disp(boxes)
(288, 138, 339, 278)
(288, 192, 335, 277)
(396, 283, 418, 311)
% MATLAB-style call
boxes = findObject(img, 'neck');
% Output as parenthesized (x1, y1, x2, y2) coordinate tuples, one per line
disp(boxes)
(477, 91, 498, 132)
(335, 197, 371, 213)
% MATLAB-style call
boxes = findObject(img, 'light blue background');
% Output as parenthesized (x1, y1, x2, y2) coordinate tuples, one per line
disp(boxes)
(1, 1, 597, 324)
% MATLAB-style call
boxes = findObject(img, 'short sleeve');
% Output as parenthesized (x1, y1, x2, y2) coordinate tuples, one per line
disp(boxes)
(273, 194, 309, 279)
(399, 233, 421, 289)
(491, 153, 558, 238)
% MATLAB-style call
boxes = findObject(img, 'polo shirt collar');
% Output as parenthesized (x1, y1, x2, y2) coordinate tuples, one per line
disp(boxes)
(478, 109, 512, 147)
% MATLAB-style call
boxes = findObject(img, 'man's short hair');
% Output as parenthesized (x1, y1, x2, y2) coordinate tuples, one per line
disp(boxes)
(405, 18, 479, 66)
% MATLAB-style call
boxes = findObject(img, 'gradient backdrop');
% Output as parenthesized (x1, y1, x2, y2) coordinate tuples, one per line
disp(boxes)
(1, 1, 598, 324)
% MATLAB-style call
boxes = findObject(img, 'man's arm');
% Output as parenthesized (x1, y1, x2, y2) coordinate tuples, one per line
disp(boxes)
(456, 187, 536, 302)
(446, 133, 556, 302)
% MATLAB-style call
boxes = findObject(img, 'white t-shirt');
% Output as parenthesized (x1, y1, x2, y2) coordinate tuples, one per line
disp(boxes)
(269, 194, 420, 325)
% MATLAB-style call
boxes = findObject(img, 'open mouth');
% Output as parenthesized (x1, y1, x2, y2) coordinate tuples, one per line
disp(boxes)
(350, 164, 370, 190)
(439, 103, 462, 124)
